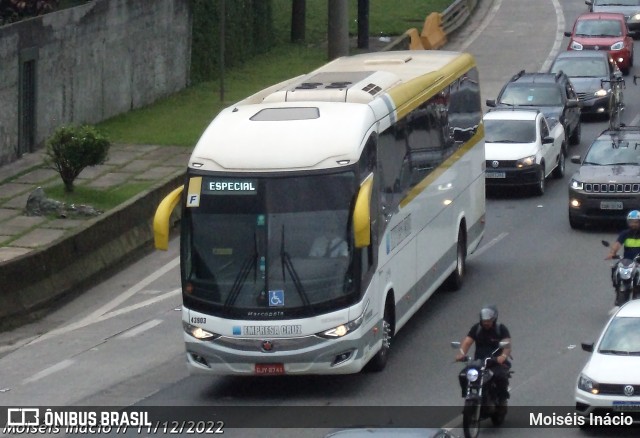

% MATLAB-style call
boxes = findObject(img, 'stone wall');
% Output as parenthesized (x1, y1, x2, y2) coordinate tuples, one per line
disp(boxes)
(0, 0, 191, 166)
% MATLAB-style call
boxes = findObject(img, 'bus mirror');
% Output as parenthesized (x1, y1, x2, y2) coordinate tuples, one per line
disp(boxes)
(153, 186, 184, 250)
(353, 174, 374, 248)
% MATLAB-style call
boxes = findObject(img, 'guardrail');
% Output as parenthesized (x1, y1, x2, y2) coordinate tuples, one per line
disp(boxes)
(383, 0, 479, 51)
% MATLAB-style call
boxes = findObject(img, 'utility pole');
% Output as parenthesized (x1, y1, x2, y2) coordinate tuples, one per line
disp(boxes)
(291, 0, 306, 42)
(327, 0, 349, 60)
(219, 0, 225, 102)
(357, 0, 369, 49)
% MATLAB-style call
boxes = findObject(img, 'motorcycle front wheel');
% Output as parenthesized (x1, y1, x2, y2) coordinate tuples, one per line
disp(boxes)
(463, 399, 481, 438)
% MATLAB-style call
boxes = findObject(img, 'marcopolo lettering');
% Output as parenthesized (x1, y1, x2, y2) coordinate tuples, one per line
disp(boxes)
(205, 179, 257, 195)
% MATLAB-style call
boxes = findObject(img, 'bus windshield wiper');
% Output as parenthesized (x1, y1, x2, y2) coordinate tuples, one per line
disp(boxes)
(281, 225, 311, 307)
(224, 232, 258, 308)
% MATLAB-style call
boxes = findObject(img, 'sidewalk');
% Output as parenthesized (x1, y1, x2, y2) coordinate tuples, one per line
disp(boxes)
(0, 145, 190, 263)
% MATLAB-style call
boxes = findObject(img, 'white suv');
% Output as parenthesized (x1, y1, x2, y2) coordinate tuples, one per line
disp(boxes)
(483, 109, 566, 196)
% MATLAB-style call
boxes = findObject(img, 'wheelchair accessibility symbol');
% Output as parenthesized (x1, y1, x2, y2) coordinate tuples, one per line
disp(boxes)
(269, 290, 284, 307)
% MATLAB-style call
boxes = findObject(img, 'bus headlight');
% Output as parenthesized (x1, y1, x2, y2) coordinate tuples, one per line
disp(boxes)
(183, 322, 220, 340)
(318, 312, 364, 338)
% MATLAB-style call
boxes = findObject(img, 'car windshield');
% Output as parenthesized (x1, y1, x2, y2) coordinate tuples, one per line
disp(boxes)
(484, 119, 536, 143)
(583, 138, 640, 165)
(550, 58, 608, 77)
(575, 19, 623, 37)
(499, 84, 563, 106)
(598, 316, 640, 354)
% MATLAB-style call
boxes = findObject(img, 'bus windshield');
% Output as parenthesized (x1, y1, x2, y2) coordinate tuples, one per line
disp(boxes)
(182, 171, 360, 319)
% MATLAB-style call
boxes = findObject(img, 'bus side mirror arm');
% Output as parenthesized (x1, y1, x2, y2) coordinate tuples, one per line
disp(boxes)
(153, 186, 184, 250)
(353, 174, 374, 248)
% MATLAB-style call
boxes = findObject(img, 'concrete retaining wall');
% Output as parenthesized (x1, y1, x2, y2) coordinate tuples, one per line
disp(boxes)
(0, 0, 191, 166)
(0, 173, 184, 328)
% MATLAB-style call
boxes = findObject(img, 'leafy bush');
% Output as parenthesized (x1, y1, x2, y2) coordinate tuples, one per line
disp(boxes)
(0, 0, 60, 25)
(44, 125, 110, 192)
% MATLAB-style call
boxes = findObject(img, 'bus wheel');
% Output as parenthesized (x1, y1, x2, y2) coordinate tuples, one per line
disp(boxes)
(445, 226, 466, 291)
(365, 305, 392, 372)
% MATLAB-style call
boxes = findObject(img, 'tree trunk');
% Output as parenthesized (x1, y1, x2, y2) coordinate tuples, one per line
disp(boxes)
(291, 0, 306, 43)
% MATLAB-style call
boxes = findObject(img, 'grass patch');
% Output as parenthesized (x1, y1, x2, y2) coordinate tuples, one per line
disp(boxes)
(97, 0, 454, 146)
(45, 181, 154, 211)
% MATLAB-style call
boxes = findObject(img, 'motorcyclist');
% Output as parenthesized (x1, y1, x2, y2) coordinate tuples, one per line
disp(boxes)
(455, 305, 512, 404)
(605, 210, 640, 261)
(605, 210, 640, 306)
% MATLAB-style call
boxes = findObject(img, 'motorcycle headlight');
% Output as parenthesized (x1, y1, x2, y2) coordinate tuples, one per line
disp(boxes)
(570, 41, 583, 50)
(611, 41, 624, 51)
(620, 266, 634, 279)
(578, 374, 599, 394)
(594, 89, 608, 97)
(516, 155, 536, 168)
(570, 179, 584, 190)
(466, 368, 479, 383)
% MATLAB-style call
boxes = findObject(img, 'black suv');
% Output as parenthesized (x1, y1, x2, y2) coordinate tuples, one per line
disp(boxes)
(568, 125, 640, 229)
(487, 70, 582, 145)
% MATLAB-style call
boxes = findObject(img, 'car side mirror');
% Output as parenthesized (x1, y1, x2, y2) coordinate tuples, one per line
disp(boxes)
(564, 31, 572, 37)
(570, 155, 581, 164)
(542, 136, 554, 144)
(581, 342, 594, 353)
(486, 99, 496, 107)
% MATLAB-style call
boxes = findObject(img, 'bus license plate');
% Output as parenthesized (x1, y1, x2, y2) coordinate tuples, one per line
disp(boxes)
(600, 201, 623, 210)
(613, 401, 640, 412)
(485, 171, 505, 179)
(255, 363, 285, 375)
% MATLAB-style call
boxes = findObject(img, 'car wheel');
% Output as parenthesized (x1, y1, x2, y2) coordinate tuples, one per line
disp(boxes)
(569, 122, 581, 145)
(552, 148, 565, 179)
(534, 165, 545, 196)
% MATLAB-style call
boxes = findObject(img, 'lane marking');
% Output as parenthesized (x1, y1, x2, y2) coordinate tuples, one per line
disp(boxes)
(540, 0, 565, 72)
(22, 359, 75, 385)
(117, 319, 164, 339)
(469, 232, 508, 260)
(28, 258, 180, 345)
(459, 0, 503, 52)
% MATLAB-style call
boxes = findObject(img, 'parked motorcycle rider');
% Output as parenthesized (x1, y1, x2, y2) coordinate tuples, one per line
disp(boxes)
(455, 305, 512, 404)
(605, 210, 640, 307)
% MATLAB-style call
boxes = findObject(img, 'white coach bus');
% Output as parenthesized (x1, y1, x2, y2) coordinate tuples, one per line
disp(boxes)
(154, 50, 485, 375)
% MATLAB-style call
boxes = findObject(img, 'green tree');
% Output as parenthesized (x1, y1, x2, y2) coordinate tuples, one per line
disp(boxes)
(0, 0, 60, 25)
(44, 125, 110, 193)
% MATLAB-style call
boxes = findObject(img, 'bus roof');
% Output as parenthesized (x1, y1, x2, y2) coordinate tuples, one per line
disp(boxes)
(190, 50, 477, 172)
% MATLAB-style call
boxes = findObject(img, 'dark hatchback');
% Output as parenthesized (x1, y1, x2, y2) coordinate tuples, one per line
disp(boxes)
(586, 0, 640, 33)
(486, 70, 582, 145)
(568, 126, 640, 228)
(548, 50, 623, 118)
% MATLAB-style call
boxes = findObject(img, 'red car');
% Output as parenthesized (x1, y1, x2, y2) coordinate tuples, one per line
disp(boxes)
(564, 12, 635, 75)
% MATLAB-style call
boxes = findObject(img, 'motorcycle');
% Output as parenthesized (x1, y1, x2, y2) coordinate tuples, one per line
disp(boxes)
(602, 240, 640, 306)
(451, 341, 512, 438)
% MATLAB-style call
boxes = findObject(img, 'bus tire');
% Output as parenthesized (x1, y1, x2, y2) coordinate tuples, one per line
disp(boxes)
(365, 304, 393, 372)
(445, 226, 466, 291)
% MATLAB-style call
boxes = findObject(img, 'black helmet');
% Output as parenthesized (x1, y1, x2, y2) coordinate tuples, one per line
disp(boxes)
(479, 305, 498, 323)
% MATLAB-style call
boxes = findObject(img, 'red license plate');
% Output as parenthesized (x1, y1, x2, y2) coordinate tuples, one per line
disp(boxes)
(255, 363, 285, 375)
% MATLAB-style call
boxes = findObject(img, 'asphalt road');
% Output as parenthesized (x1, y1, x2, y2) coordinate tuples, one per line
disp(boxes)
(1, 1, 640, 437)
